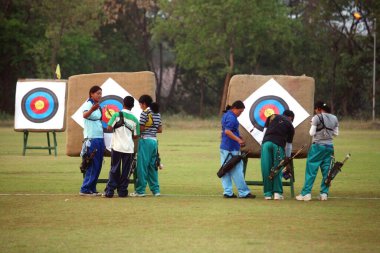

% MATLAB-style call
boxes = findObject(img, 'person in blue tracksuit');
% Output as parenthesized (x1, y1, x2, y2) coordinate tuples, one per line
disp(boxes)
(79, 85, 105, 196)
(220, 100, 255, 199)
(296, 101, 339, 201)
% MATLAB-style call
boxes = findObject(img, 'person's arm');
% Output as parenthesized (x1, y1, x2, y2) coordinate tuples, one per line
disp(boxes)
(261, 128, 267, 137)
(139, 111, 147, 133)
(285, 124, 295, 157)
(83, 103, 100, 119)
(224, 129, 245, 146)
(259, 128, 267, 146)
(309, 125, 317, 136)
(309, 115, 318, 136)
(285, 142, 292, 157)
(133, 121, 140, 139)
(333, 126, 339, 136)
(106, 112, 118, 131)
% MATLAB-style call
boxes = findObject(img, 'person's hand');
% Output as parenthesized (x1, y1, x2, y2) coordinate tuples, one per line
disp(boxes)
(91, 103, 100, 111)
(238, 138, 245, 147)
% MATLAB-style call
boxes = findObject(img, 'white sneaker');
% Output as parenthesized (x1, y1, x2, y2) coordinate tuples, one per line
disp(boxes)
(79, 192, 96, 197)
(319, 193, 328, 201)
(274, 193, 284, 200)
(296, 194, 312, 201)
(153, 192, 161, 197)
(129, 192, 146, 197)
(264, 196, 272, 200)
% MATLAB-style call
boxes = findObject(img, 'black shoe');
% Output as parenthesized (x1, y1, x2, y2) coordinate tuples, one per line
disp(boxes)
(241, 193, 256, 199)
(223, 193, 237, 198)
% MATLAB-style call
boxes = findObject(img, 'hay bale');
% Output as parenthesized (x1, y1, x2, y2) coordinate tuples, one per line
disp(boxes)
(66, 72, 156, 156)
(227, 74, 315, 158)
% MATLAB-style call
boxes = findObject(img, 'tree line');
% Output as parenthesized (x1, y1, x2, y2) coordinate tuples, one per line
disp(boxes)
(1, 0, 378, 118)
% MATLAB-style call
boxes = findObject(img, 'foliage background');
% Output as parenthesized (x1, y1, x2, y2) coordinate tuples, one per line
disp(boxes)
(1, 0, 379, 118)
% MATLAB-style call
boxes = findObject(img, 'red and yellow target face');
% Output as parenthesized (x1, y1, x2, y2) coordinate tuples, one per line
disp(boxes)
(99, 95, 123, 133)
(102, 105, 118, 122)
(31, 96, 49, 114)
(21, 88, 58, 123)
(249, 95, 289, 131)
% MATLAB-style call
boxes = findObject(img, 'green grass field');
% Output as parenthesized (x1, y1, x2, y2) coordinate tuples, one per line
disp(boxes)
(0, 119, 379, 253)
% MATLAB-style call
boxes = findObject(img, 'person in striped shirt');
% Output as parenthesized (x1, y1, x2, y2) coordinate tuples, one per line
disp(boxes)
(130, 95, 162, 197)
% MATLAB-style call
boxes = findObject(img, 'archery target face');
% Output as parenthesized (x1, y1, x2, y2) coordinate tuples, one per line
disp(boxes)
(14, 80, 66, 130)
(249, 95, 289, 131)
(71, 77, 142, 150)
(100, 95, 124, 133)
(238, 78, 309, 144)
(21, 88, 59, 123)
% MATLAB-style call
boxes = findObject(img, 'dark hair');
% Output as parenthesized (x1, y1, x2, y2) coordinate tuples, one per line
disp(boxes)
(89, 85, 101, 98)
(123, 96, 134, 109)
(138, 95, 153, 107)
(224, 100, 245, 112)
(282, 109, 295, 121)
(314, 101, 331, 113)
(150, 102, 160, 113)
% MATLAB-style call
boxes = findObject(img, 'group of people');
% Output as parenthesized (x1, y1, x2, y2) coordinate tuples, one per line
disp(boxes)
(220, 100, 339, 201)
(78, 85, 339, 201)
(79, 85, 162, 198)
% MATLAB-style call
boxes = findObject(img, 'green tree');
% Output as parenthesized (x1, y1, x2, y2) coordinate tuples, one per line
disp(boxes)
(103, 0, 173, 102)
(32, 0, 104, 77)
(0, 0, 105, 114)
(287, 0, 379, 118)
(154, 0, 293, 115)
(0, 0, 43, 113)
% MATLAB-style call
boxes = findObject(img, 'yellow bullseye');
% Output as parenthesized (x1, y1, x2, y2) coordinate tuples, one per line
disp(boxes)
(264, 108, 275, 117)
(35, 100, 45, 110)
(106, 109, 116, 119)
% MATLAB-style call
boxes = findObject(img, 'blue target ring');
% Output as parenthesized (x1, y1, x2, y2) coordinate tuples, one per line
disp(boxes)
(99, 95, 124, 133)
(21, 88, 58, 123)
(249, 95, 289, 131)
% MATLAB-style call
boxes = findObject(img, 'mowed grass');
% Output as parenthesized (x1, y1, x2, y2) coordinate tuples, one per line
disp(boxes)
(0, 119, 380, 253)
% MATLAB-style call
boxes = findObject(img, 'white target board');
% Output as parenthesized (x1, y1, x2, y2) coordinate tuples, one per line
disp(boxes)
(14, 80, 66, 131)
(71, 77, 142, 150)
(238, 78, 310, 144)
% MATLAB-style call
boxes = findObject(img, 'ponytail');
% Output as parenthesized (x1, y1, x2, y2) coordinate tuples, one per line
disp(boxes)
(223, 100, 245, 113)
(223, 105, 232, 113)
(315, 101, 331, 113)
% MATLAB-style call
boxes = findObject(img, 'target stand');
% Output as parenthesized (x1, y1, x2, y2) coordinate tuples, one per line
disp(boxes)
(242, 158, 296, 198)
(225, 74, 315, 199)
(14, 79, 67, 156)
(22, 130, 58, 156)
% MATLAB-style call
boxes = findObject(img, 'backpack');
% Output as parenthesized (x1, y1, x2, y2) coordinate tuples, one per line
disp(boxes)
(113, 112, 133, 132)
